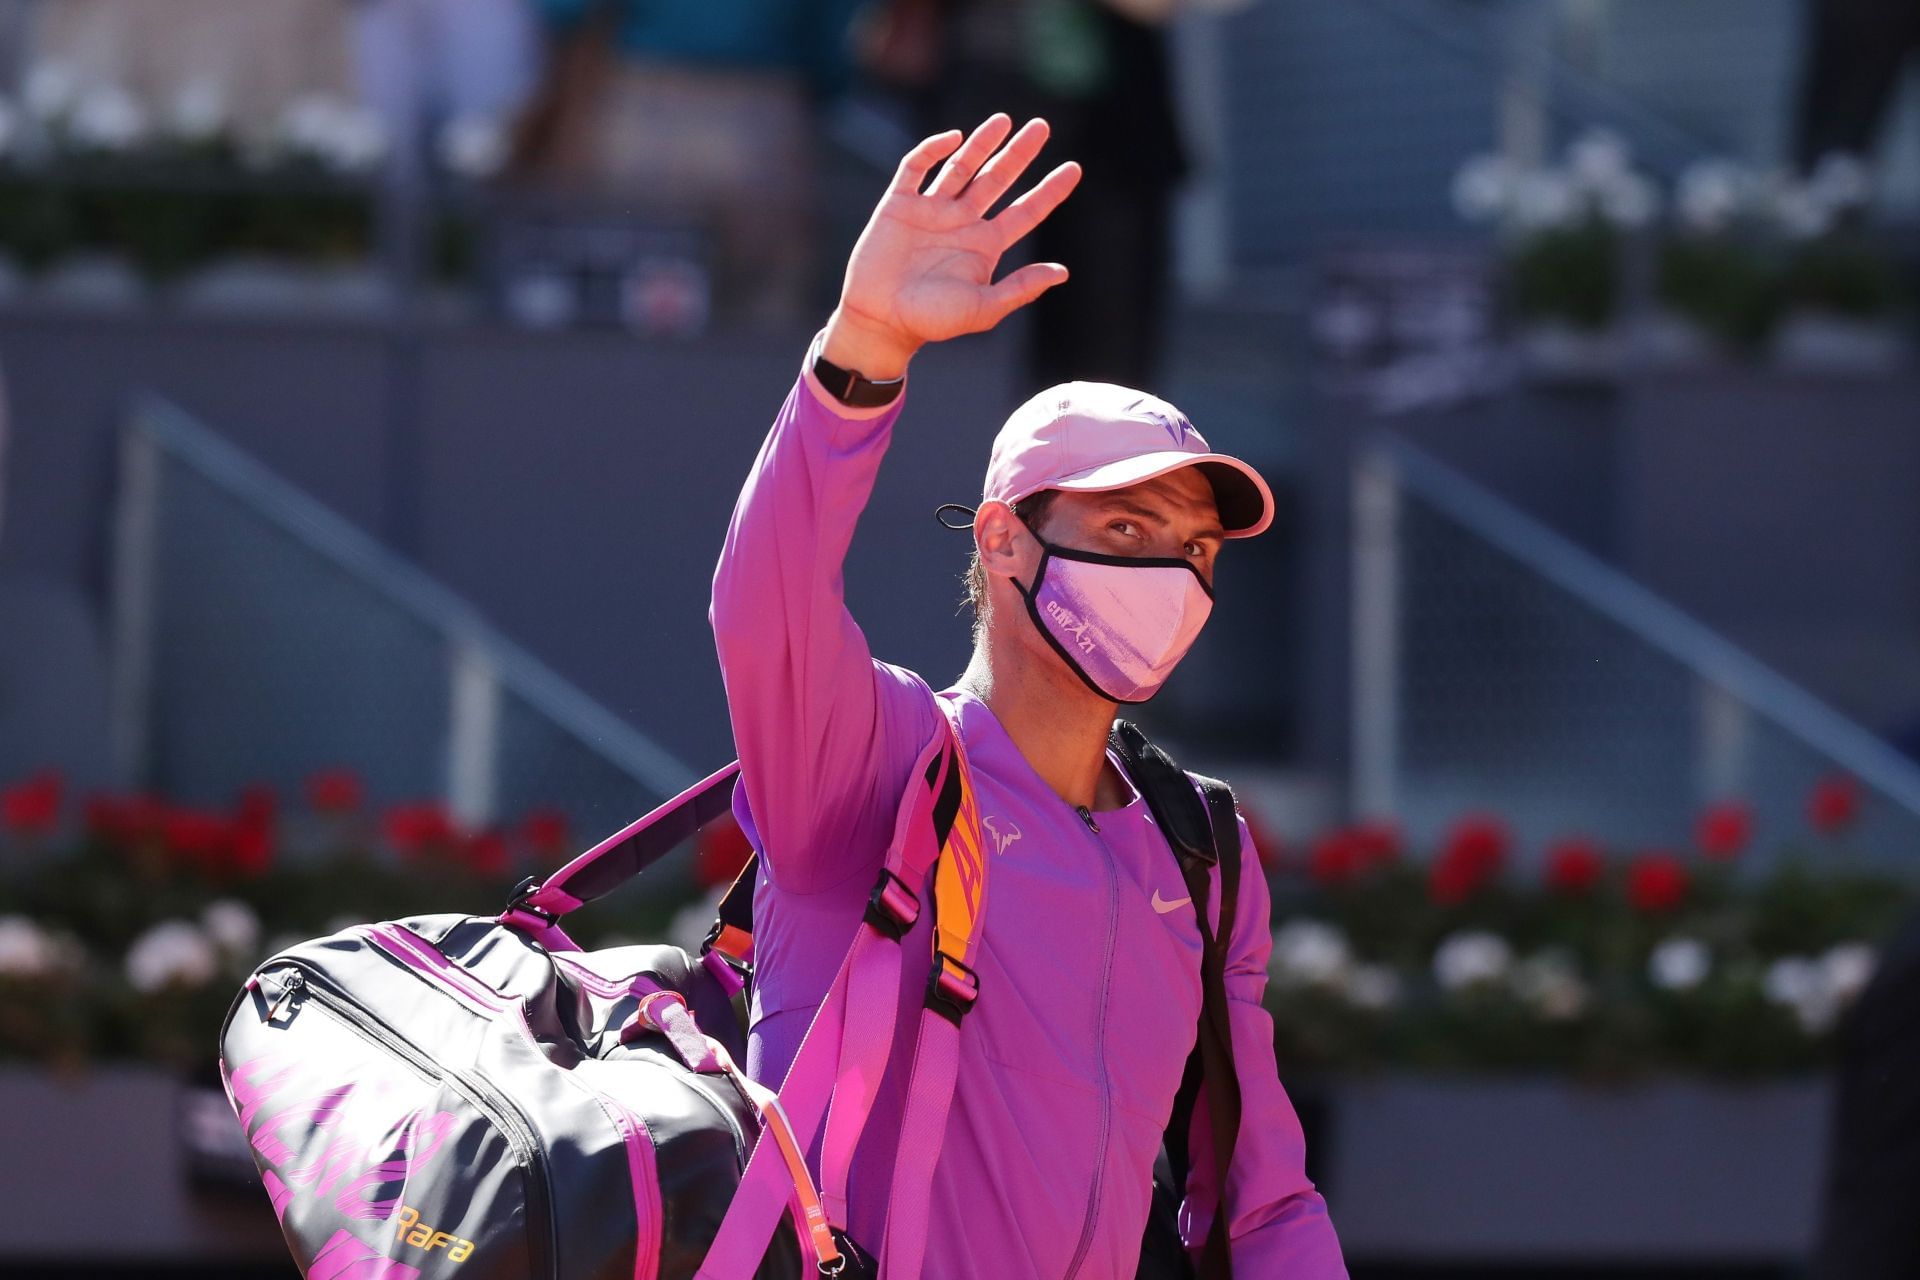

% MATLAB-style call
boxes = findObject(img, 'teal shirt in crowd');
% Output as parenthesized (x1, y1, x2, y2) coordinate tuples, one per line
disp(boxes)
(536, 0, 869, 97)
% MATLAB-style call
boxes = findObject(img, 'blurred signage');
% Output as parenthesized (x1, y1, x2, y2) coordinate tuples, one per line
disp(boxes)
(1310, 243, 1511, 412)
(485, 199, 711, 336)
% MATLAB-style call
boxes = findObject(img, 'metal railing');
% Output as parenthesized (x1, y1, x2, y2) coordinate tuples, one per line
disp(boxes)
(1352, 434, 1920, 861)
(109, 396, 695, 842)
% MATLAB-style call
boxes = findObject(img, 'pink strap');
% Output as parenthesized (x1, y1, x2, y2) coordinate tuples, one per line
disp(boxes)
(879, 1013, 963, 1278)
(818, 732, 954, 1225)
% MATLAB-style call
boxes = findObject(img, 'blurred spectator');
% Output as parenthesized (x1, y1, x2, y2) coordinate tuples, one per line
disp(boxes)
(921, 0, 1189, 388)
(348, 0, 540, 170)
(29, 0, 352, 129)
(1795, 0, 1920, 172)
(1811, 908, 1920, 1278)
(517, 0, 872, 326)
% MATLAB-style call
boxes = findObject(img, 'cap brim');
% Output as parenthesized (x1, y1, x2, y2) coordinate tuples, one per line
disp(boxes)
(1022, 450, 1275, 538)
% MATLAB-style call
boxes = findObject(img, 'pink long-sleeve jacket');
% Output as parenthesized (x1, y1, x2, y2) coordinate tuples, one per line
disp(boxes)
(709, 348, 1347, 1278)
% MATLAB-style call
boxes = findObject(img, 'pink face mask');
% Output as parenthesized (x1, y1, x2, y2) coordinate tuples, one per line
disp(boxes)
(1015, 537, 1215, 703)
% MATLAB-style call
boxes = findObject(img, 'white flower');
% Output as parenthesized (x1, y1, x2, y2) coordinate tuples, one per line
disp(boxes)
(1345, 962, 1402, 1011)
(1512, 949, 1588, 1020)
(1763, 954, 1841, 1035)
(167, 80, 227, 142)
(1270, 919, 1352, 987)
(1598, 173, 1660, 228)
(1510, 170, 1578, 231)
(437, 113, 507, 179)
(1772, 183, 1833, 240)
(1433, 930, 1513, 992)
(201, 899, 260, 959)
(1451, 154, 1515, 223)
(275, 95, 387, 172)
(1807, 152, 1873, 214)
(68, 84, 147, 151)
(1567, 129, 1632, 191)
(23, 62, 79, 121)
(125, 920, 219, 993)
(0, 915, 58, 978)
(1821, 943, 1875, 1006)
(1676, 159, 1749, 233)
(1649, 937, 1711, 991)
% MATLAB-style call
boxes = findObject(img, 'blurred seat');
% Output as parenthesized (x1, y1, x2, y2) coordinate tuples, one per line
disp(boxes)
(0, 573, 115, 796)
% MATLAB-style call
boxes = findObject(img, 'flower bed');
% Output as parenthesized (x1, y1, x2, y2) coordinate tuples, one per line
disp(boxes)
(1258, 775, 1911, 1077)
(3, 765, 1909, 1078)
(0, 768, 751, 1069)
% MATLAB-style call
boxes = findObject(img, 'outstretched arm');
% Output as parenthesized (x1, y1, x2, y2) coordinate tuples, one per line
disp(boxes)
(711, 117, 1080, 894)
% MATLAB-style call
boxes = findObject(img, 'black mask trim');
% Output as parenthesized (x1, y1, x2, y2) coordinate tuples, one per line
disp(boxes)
(1010, 531, 1213, 706)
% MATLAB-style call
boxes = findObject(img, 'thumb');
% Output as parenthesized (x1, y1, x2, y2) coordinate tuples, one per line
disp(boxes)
(979, 262, 1069, 328)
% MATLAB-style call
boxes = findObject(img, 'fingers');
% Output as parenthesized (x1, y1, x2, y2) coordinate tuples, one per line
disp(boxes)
(890, 128, 965, 195)
(989, 160, 1082, 249)
(927, 113, 1014, 198)
(981, 262, 1070, 327)
(960, 117, 1051, 215)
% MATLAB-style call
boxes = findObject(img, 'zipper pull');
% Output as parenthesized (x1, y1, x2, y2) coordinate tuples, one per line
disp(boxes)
(1075, 805, 1100, 834)
(265, 969, 305, 1023)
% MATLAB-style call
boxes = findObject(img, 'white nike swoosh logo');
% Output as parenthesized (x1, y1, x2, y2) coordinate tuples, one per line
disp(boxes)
(1151, 890, 1192, 914)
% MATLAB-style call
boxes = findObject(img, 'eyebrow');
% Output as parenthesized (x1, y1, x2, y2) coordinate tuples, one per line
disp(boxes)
(1095, 496, 1226, 543)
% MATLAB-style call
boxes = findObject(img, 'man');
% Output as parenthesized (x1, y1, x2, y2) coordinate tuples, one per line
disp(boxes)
(712, 114, 1344, 1276)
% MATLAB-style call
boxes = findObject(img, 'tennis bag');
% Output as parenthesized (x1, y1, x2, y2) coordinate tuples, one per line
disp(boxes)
(217, 695, 981, 1280)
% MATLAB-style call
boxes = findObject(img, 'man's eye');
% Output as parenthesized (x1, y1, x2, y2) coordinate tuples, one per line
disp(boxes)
(1185, 541, 1205, 558)
(1109, 520, 1139, 538)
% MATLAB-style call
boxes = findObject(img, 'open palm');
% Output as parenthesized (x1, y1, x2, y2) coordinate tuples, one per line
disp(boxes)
(832, 116, 1081, 366)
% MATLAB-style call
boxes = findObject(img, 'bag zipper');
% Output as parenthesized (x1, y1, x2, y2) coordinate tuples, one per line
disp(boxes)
(264, 964, 558, 1280)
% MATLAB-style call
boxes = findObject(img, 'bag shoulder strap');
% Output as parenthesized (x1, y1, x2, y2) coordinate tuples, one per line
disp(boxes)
(1111, 720, 1242, 1280)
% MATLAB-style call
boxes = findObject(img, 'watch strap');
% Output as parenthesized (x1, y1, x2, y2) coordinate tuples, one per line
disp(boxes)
(812, 350, 905, 409)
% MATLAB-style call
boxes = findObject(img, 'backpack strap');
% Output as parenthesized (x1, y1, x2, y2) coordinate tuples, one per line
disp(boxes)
(1111, 721, 1243, 1280)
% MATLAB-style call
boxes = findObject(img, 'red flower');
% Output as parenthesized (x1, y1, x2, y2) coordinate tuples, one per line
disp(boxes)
(1308, 831, 1361, 886)
(1809, 775, 1861, 835)
(2, 770, 65, 836)
(695, 816, 755, 889)
(521, 809, 572, 862)
(306, 768, 365, 815)
(1626, 851, 1689, 913)
(1544, 836, 1605, 895)
(235, 785, 278, 831)
(1308, 820, 1400, 887)
(1427, 814, 1510, 905)
(1694, 800, 1752, 860)
(1351, 820, 1402, 869)
(87, 793, 166, 846)
(230, 822, 275, 877)
(162, 808, 233, 871)
(384, 802, 459, 857)
(464, 831, 511, 877)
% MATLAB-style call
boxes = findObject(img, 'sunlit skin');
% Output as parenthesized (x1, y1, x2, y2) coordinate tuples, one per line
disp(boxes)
(819, 112, 1229, 818)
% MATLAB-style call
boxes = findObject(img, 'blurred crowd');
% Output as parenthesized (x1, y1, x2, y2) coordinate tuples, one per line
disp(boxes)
(0, 0, 1207, 378)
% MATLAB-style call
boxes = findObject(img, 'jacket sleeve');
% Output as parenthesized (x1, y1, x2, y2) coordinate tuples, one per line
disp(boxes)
(1182, 819, 1348, 1276)
(709, 339, 938, 896)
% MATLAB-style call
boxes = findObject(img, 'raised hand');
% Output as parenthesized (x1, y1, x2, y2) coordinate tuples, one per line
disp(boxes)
(821, 115, 1082, 380)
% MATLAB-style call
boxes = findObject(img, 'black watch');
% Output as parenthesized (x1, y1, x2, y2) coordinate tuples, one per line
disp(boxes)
(812, 350, 905, 408)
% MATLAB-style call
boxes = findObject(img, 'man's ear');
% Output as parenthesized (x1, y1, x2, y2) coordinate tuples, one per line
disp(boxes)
(973, 500, 1030, 584)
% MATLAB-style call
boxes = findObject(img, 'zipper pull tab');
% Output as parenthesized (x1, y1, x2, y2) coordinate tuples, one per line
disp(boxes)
(265, 969, 305, 1023)
(1075, 805, 1100, 834)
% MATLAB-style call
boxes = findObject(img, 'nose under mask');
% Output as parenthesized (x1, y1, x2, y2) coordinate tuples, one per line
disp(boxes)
(1014, 539, 1214, 703)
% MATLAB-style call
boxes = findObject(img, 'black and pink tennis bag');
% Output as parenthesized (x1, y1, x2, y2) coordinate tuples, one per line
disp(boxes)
(218, 704, 981, 1280)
